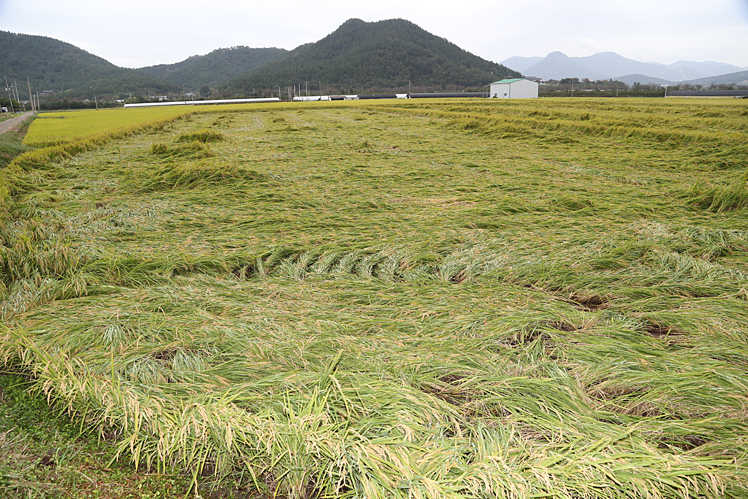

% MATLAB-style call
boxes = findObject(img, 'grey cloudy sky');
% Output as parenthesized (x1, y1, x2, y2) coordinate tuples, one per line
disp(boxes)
(1, 0, 747, 69)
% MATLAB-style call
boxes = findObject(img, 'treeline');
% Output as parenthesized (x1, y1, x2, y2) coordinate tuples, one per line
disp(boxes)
(37, 99, 124, 110)
(540, 78, 748, 98)
(540, 79, 662, 97)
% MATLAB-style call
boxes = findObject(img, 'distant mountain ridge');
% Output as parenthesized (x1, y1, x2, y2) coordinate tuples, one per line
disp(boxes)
(6, 26, 745, 103)
(224, 19, 521, 93)
(682, 70, 748, 87)
(614, 74, 673, 86)
(500, 56, 543, 73)
(502, 51, 746, 83)
(138, 47, 289, 90)
(0, 31, 178, 99)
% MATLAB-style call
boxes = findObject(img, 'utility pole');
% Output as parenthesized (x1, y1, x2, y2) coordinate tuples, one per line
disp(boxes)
(4, 76, 14, 113)
(305, 81, 308, 97)
(27, 76, 34, 112)
(94, 94, 99, 110)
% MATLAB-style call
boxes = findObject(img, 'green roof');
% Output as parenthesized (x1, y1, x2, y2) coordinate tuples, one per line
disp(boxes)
(490, 78, 526, 84)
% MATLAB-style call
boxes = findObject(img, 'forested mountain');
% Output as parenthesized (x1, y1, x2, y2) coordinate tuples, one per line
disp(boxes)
(0, 31, 178, 99)
(138, 47, 288, 91)
(224, 19, 521, 94)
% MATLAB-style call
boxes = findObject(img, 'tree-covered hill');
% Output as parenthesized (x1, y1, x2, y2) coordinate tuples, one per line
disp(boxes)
(138, 46, 289, 92)
(0, 31, 178, 100)
(1, 20, 522, 102)
(224, 19, 522, 94)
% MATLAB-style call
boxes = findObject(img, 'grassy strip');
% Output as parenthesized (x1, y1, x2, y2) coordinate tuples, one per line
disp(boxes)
(0, 131, 29, 169)
(0, 374, 195, 498)
(0, 116, 33, 228)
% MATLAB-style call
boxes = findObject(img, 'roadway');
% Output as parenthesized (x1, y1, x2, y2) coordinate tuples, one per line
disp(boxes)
(0, 112, 34, 134)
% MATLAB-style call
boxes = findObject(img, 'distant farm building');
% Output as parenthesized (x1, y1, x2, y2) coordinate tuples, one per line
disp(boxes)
(490, 78, 539, 99)
(666, 90, 748, 99)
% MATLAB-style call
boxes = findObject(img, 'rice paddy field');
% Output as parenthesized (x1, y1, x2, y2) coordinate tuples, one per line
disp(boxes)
(23, 106, 198, 147)
(2, 97, 748, 498)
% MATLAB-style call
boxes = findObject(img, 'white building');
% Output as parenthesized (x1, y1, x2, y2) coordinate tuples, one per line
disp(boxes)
(489, 78, 539, 99)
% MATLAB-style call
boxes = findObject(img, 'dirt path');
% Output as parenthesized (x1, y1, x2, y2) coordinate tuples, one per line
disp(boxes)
(0, 112, 34, 134)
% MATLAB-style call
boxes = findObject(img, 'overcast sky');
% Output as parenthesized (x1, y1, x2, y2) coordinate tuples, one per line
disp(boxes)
(1, 0, 747, 69)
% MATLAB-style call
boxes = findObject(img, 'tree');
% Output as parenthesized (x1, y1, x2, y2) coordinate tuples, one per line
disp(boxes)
(0, 96, 19, 109)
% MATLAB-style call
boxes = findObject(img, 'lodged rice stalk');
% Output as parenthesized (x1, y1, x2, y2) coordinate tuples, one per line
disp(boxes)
(2, 98, 748, 497)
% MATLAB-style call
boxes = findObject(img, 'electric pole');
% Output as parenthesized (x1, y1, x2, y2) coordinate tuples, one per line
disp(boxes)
(27, 76, 34, 112)
(4, 76, 14, 113)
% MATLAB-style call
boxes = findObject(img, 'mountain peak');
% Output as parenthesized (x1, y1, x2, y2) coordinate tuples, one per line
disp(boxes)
(225, 18, 520, 92)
